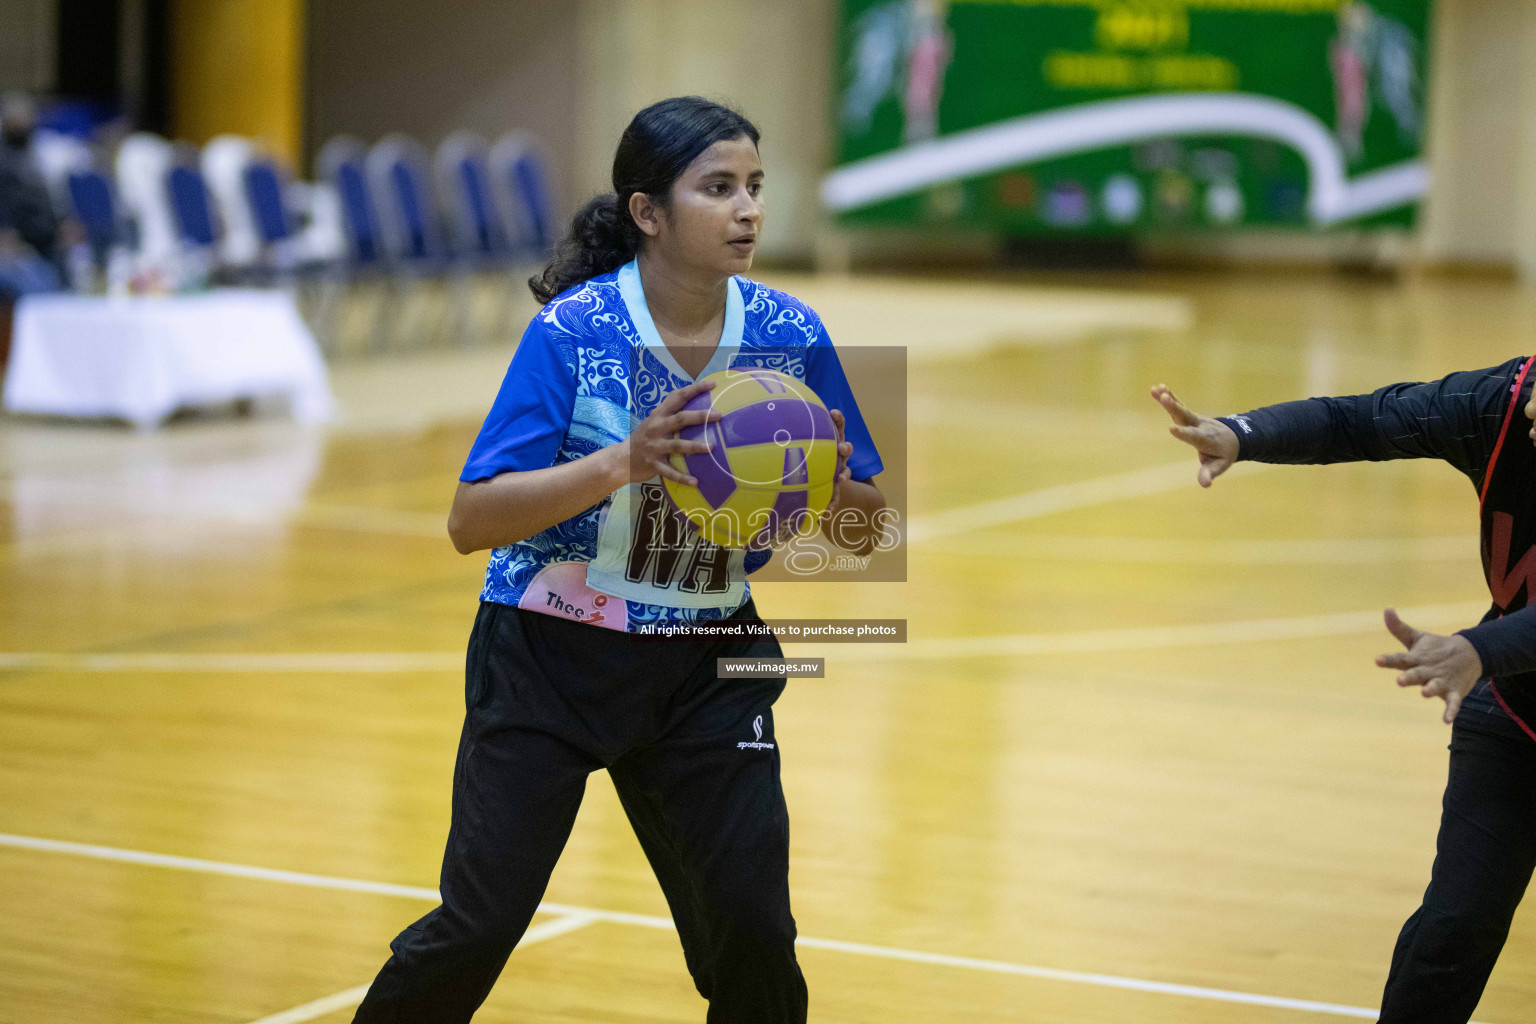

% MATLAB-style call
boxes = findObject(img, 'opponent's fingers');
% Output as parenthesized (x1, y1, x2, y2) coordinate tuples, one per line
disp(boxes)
(1376, 651, 1419, 670)
(1170, 424, 1223, 453)
(1397, 664, 1437, 687)
(1169, 424, 1201, 444)
(1197, 456, 1231, 489)
(1443, 689, 1465, 724)
(1418, 676, 1448, 698)
(1383, 608, 1421, 650)
(1152, 385, 1201, 427)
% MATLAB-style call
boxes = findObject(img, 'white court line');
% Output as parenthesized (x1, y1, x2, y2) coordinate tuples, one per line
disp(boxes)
(832, 601, 1491, 662)
(298, 503, 448, 539)
(924, 533, 1477, 565)
(315, 460, 1232, 547)
(0, 832, 443, 899)
(905, 460, 1270, 544)
(243, 984, 372, 1024)
(0, 602, 1491, 675)
(0, 831, 1486, 1021)
(0, 459, 1275, 557)
(793, 935, 1383, 1019)
(0, 652, 463, 673)
(244, 913, 598, 1024)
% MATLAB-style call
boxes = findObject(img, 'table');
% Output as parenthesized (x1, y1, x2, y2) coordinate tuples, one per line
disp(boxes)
(2, 289, 334, 428)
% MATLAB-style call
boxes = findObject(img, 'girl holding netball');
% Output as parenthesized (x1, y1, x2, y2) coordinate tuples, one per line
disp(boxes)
(351, 97, 885, 1023)
(1154, 366, 1536, 1024)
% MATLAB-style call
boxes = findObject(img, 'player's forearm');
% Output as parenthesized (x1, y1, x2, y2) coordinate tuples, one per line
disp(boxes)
(1218, 394, 1384, 465)
(822, 478, 886, 555)
(448, 446, 628, 554)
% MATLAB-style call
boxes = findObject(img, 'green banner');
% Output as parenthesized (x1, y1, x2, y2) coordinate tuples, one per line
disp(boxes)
(827, 0, 1432, 232)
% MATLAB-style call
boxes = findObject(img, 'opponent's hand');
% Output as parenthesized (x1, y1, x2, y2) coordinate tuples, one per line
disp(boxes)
(1151, 384, 1240, 488)
(622, 379, 721, 486)
(1376, 608, 1484, 724)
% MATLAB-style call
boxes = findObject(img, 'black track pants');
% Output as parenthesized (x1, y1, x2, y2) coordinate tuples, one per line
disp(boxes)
(1379, 685, 1536, 1023)
(352, 600, 807, 1023)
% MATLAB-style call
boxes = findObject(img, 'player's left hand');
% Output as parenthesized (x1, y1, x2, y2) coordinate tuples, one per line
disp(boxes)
(820, 409, 855, 525)
(1376, 608, 1484, 724)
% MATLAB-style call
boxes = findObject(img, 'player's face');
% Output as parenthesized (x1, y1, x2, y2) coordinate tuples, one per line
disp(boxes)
(659, 136, 764, 275)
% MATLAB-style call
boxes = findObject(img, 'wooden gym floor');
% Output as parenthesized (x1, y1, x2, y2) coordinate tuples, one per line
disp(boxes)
(1, 269, 1533, 1023)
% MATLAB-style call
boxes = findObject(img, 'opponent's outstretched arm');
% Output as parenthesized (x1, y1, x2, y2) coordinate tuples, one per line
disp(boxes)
(1151, 360, 1518, 484)
(1151, 368, 1530, 724)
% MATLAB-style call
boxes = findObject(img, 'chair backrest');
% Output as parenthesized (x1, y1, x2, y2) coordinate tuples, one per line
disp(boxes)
(114, 131, 179, 268)
(242, 159, 292, 245)
(434, 131, 504, 259)
(66, 168, 118, 251)
(201, 135, 261, 267)
(318, 135, 382, 265)
(167, 163, 218, 248)
(287, 181, 348, 264)
(489, 132, 556, 258)
(367, 134, 442, 264)
(30, 129, 94, 219)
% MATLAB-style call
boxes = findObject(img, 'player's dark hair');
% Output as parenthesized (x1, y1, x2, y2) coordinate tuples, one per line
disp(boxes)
(529, 96, 759, 304)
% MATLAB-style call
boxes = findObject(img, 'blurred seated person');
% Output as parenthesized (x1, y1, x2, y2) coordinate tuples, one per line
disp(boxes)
(0, 92, 64, 366)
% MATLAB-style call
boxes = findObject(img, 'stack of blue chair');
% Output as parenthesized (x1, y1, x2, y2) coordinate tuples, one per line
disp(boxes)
(314, 129, 557, 350)
(318, 136, 383, 270)
(30, 119, 559, 352)
(488, 132, 556, 259)
(436, 132, 507, 269)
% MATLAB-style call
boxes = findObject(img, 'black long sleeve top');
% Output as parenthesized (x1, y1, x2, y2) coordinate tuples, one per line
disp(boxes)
(1216, 356, 1534, 678)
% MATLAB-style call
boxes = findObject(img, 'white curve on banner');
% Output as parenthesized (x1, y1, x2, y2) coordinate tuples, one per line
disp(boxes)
(820, 92, 1428, 224)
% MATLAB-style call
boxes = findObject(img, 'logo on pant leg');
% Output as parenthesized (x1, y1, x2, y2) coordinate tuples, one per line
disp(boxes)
(737, 714, 776, 750)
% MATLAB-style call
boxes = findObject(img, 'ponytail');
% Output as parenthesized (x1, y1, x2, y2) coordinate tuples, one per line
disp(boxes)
(528, 96, 760, 304)
(528, 194, 638, 304)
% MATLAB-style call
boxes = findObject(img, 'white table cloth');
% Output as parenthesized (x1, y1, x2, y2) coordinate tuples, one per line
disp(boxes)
(3, 289, 334, 428)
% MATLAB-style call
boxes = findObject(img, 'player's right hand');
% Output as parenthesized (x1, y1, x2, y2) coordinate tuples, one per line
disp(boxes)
(1150, 384, 1239, 488)
(625, 379, 722, 486)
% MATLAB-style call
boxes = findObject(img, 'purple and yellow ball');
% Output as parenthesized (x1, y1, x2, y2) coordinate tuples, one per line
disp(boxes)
(663, 368, 845, 548)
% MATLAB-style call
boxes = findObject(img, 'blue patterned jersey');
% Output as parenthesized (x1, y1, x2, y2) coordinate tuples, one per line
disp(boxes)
(460, 259, 883, 632)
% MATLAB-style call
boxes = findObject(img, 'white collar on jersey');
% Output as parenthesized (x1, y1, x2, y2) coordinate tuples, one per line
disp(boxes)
(617, 258, 744, 383)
